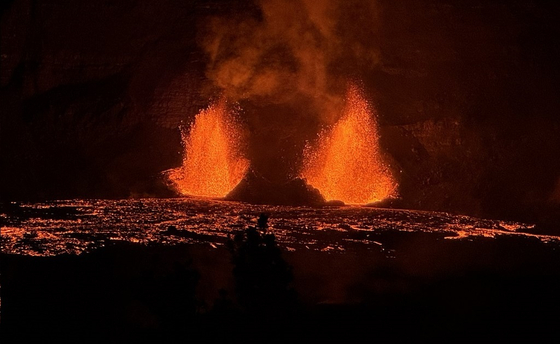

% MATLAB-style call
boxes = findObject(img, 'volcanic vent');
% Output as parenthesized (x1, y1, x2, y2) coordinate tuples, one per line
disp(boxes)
(165, 99, 249, 198)
(165, 84, 397, 206)
(301, 84, 398, 204)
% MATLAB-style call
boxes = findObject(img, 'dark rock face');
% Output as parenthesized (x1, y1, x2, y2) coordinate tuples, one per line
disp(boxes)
(0, 0, 212, 200)
(226, 169, 326, 206)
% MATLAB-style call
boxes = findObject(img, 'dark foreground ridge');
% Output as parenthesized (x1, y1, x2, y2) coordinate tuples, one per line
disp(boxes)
(2, 215, 560, 342)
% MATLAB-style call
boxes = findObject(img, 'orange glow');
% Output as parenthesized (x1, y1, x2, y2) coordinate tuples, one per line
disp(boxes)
(167, 99, 249, 198)
(301, 84, 398, 204)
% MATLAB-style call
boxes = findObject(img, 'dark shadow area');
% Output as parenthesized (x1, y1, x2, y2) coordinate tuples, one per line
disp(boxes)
(2, 218, 560, 342)
(1, 242, 201, 342)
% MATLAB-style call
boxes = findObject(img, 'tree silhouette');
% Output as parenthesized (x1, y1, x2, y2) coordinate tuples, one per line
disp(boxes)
(226, 213, 297, 318)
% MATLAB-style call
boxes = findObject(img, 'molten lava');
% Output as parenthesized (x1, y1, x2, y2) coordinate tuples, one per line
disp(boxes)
(301, 85, 397, 204)
(167, 99, 249, 198)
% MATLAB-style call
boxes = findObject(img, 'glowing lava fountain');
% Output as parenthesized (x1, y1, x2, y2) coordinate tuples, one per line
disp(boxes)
(301, 85, 398, 204)
(167, 99, 249, 198)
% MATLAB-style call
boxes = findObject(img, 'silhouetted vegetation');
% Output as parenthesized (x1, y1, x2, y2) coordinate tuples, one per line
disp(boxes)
(3, 215, 560, 343)
(226, 213, 298, 319)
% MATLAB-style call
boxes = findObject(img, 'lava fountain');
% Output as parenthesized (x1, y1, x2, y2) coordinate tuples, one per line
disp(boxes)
(301, 84, 398, 204)
(166, 99, 249, 198)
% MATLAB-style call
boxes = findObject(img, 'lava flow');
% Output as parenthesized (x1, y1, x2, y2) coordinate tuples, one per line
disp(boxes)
(301, 84, 397, 204)
(167, 99, 249, 198)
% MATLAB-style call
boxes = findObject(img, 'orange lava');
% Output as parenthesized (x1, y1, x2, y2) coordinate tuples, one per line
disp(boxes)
(167, 99, 249, 198)
(301, 84, 398, 204)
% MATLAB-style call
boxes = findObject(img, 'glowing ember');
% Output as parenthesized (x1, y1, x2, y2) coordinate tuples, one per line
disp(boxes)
(301, 84, 398, 204)
(167, 99, 249, 197)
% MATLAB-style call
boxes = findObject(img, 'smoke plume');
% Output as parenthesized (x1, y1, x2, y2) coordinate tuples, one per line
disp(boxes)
(199, 0, 382, 124)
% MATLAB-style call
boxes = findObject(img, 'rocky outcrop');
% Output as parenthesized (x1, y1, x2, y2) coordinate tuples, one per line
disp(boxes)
(226, 169, 326, 206)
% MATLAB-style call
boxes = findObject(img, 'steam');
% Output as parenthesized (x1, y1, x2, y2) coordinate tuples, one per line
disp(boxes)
(199, 0, 381, 124)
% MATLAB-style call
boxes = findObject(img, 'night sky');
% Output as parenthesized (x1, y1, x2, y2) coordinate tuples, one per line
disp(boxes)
(1, 0, 560, 228)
